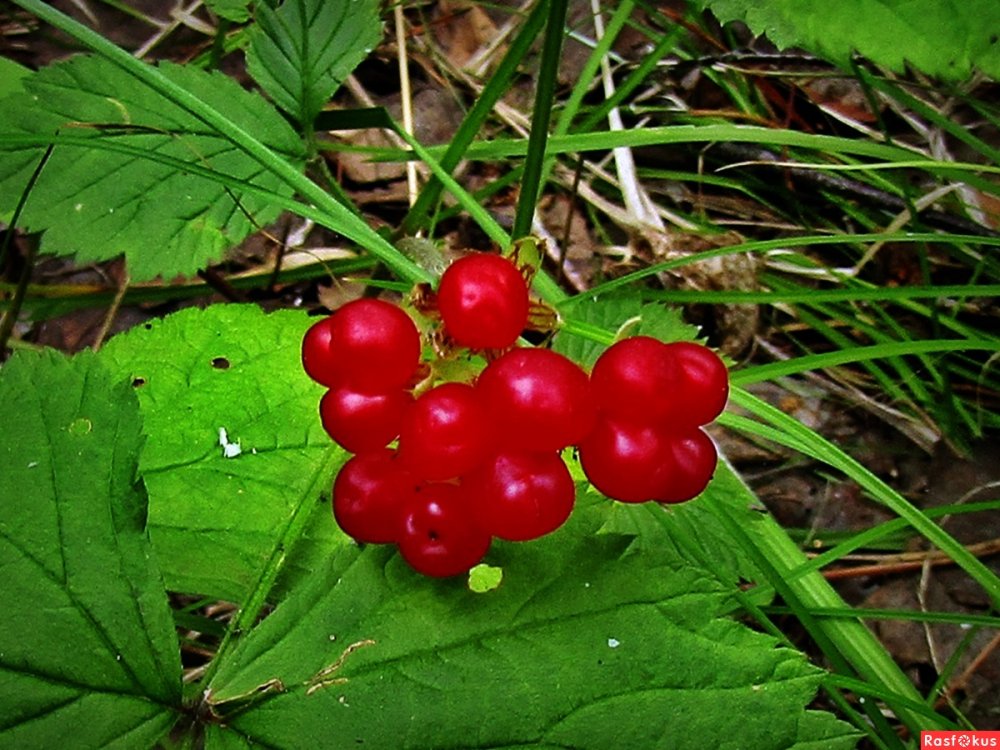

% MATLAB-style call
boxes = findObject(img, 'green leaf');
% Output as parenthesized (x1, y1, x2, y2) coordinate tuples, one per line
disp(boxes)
(698, 0, 1000, 81)
(0, 350, 181, 747)
(205, 0, 252, 23)
(101, 304, 346, 602)
(0, 56, 30, 100)
(246, 0, 383, 127)
(204, 498, 854, 749)
(0, 54, 305, 281)
(553, 292, 702, 368)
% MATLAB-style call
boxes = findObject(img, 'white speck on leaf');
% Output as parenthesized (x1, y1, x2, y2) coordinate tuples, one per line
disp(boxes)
(27, 461, 38, 468)
(74, 203, 83, 212)
(218, 427, 242, 458)
(607, 638, 620, 648)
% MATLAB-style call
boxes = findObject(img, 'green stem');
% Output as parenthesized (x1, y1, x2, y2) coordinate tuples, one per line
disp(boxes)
(512, 0, 569, 240)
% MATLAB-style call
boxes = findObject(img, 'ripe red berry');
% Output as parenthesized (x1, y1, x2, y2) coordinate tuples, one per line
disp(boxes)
(398, 483, 492, 577)
(398, 382, 492, 481)
(332, 449, 415, 544)
(476, 348, 596, 452)
(577, 416, 675, 503)
(663, 341, 729, 428)
(590, 336, 679, 424)
(302, 299, 421, 392)
(465, 451, 575, 541)
(437, 253, 529, 350)
(658, 428, 718, 503)
(319, 385, 412, 453)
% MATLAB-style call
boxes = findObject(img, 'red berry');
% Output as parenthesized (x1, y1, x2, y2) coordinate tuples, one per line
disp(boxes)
(663, 341, 729, 428)
(301, 316, 339, 387)
(398, 382, 492, 481)
(437, 253, 529, 350)
(465, 451, 575, 541)
(476, 348, 596, 452)
(319, 385, 412, 453)
(590, 336, 679, 424)
(302, 299, 420, 392)
(658, 429, 718, 503)
(398, 483, 491, 577)
(578, 416, 674, 503)
(332, 449, 415, 544)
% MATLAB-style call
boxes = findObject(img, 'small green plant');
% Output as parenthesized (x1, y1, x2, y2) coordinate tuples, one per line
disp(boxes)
(2, 0, 999, 747)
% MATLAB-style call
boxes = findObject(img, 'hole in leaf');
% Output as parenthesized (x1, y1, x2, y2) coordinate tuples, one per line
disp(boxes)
(131, 377, 146, 387)
(211, 357, 231, 370)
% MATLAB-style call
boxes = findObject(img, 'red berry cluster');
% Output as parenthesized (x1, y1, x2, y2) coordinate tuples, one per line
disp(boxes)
(302, 252, 728, 578)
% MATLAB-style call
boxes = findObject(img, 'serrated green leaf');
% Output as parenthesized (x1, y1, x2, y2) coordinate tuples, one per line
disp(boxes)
(553, 293, 701, 368)
(101, 304, 347, 602)
(204, 498, 853, 749)
(0, 350, 181, 747)
(0, 54, 305, 281)
(596, 459, 766, 588)
(699, 0, 1000, 81)
(246, 0, 383, 126)
(0, 56, 30, 100)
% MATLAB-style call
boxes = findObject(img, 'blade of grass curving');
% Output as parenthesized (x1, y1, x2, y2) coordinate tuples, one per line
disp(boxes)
(698, 482, 947, 734)
(646, 283, 1000, 306)
(731, 339, 1000, 386)
(725, 387, 1000, 609)
(10, 0, 431, 286)
(581, 232, 1000, 298)
(511, 0, 569, 240)
(399, 0, 549, 236)
(765, 607, 1000, 629)
(788, 499, 1000, 581)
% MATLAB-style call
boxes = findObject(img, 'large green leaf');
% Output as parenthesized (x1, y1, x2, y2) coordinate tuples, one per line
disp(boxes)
(0, 350, 181, 747)
(0, 54, 305, 280)
(101, 304, 346, 603)
(699, 0, 1000, 81)
(203, 498, 856, 749)
(246, 0, 383, 127)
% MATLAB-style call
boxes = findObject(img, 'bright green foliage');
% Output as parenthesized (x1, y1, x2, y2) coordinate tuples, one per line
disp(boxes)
(0, 312, 858, 749)
(0, 57, 30, 99)
(699, 0, 1000, 81)
(0, 350, 181, 747)
(206, 497, 856, 750)
(553, 293, 701, 368)
(246, 0, 383, 128)
(204, 0, 252, 22)
(102, 305, 347, 602)
(0, 55, 304, 280)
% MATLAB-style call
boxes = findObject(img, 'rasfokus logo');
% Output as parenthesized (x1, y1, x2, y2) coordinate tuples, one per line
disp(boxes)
(921, 732, 1000, 748)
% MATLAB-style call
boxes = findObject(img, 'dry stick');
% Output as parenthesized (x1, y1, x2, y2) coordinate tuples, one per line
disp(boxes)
(818, 537, 1000, 581)
(394, 0, 419, 208)
(91, 269, 130, 351)
(936, 629, 1000, 711)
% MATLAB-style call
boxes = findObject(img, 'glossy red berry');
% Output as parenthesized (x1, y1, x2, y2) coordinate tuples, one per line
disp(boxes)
(465, 451, 575, 541)
(301, 316, 339, 387)
(398, 483, 492, 577)
(437, 253, 529, 349)
(319, 385, 412, 453)
(658, 428, 718, 503)
(663, 341, 729, 428)
(476, 348, 596, 452)
(590, 336, 679, 424)
(302, 298, 421, 392)
(578, 416, 675, 503)
(398, 382, 492, 481)
(332, 449, 415, 544)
